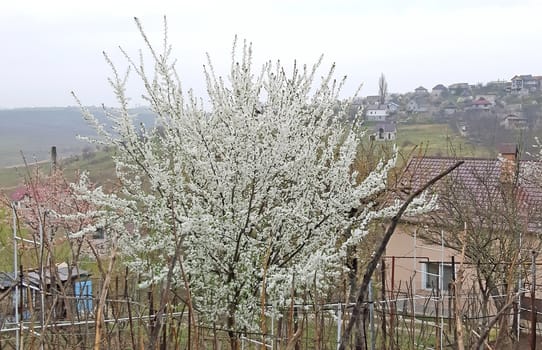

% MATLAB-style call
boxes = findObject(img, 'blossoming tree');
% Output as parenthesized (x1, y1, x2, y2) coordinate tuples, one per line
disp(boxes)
(74, 19, 434, 349)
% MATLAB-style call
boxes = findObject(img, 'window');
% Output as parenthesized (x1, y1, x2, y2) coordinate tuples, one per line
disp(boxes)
(423, 262, 453, 291)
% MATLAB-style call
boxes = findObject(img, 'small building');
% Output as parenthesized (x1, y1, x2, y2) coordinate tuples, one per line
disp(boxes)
(387, 101, 401, 114)
(371, 123, 397, 141)
(414, 86, 429, 96)
(365, 104, 389, 122)
(448, 82, 471, 95)
(510, 74, 542, 92)
(387, 144, 542, 302)
(501, 114, 528, 130)
(431, 84, 448, 98)
(469, 97, 492, 110)
(475, 94, 497, 104)
(365, 95, 381, 106)
(406, 98, 430, 114)
(0, 263, 92, 320)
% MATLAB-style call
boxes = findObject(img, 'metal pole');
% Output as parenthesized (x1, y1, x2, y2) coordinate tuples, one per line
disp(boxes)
(368, 280, 375, 350)
(337, 303, 342, 350)
(518, 232, 523, 340)
(12, 204, 19, 350)
(531, 250, 537, 350)
(413, 229, 417, 317)
(19, 265, 24, 350)
(440, 230, 444, 350)
(38, 216, 45, 350)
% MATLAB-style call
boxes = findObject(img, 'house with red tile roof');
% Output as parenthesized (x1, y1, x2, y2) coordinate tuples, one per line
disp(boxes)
(468, 97, 492, 110)
(385, 144, 542, 306)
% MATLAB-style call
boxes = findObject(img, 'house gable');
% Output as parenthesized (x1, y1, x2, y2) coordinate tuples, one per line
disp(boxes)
(371, 123, 397, 141)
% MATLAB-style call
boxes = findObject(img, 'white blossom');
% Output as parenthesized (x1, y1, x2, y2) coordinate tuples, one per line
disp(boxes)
(73, 23, 434, 333)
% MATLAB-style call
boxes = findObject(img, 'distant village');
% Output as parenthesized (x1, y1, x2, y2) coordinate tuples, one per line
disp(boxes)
(359, 75, 542, 144)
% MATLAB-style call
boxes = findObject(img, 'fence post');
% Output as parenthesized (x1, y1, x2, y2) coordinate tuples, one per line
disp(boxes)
(381, 258, 387, 350)
(336, 303, 342, 350)
(369, 279, 375, 350)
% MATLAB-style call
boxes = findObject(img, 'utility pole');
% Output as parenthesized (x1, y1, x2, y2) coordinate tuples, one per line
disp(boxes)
(12, 204, 20, 350)
(12, 202, 45, 350)
(50, 146, 57, 174)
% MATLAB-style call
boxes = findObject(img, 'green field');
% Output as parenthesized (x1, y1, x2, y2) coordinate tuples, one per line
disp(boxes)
(396, 123, 491, 158)
(0, 150, 116, 191)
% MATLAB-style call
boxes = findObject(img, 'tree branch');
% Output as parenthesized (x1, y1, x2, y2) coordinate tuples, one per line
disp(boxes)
(338, 160, 464, 349)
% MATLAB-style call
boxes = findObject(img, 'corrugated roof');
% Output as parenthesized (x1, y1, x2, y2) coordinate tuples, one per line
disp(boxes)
(27, 264, 90, 286)
(0, 272, 16, 290)
(0, 264, 90, 291)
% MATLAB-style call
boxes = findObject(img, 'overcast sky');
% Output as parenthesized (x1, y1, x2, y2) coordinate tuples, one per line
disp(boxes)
(1, 0, 542, 108)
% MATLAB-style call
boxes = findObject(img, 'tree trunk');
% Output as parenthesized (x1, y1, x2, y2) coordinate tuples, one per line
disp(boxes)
(228, 313, 239, 350)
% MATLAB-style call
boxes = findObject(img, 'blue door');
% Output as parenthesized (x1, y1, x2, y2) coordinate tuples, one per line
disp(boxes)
(74, 280, 93, 315)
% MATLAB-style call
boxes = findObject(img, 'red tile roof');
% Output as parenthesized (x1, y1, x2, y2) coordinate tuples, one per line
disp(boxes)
(472, 97, 491, 106)
(401, 155, 542, 232)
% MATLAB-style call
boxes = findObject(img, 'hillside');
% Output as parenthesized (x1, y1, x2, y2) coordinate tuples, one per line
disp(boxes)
(0, 106, 154, 168)
(0, 121, 478, 192)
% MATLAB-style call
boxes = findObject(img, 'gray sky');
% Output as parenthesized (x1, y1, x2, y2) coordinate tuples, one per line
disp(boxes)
(1, 0, 542, 108)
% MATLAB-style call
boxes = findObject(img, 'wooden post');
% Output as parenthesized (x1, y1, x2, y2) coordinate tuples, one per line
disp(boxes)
(435, 286, 440, 350)
(454, 227, 468, 350)
(51, 146, 57, 174)
(148, 288, 155, 342)
(124, 267, 136, 350)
